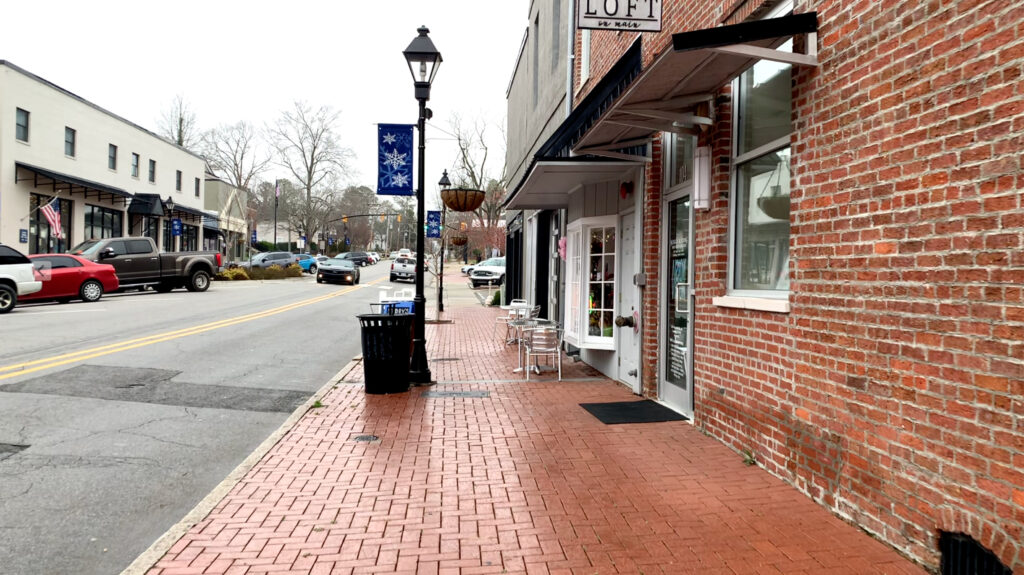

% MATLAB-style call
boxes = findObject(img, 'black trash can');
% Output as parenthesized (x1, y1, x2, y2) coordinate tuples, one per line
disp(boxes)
(358, 313, 413, 394)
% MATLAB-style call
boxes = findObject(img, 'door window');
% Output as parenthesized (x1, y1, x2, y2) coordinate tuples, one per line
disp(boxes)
(666, 197, 690, 389)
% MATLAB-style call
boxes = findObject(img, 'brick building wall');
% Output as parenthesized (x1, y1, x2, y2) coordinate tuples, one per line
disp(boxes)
(573, 0, 1023, 570)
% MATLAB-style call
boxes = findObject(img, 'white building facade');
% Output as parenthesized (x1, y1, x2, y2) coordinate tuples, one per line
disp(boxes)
(0, 61, 208, 254)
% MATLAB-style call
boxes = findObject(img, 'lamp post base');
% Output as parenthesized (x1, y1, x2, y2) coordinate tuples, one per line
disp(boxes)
(409, 294, 431, 384)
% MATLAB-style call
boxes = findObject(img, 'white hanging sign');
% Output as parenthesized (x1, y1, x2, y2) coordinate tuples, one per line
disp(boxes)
(577, 0, 662, 32)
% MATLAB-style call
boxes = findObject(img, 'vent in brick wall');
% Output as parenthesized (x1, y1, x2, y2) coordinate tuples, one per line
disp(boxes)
(940, 532, 1011, 575)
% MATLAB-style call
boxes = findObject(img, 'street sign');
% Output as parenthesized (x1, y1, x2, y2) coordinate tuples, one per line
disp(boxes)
(345, 236, 351, 246)
(171, 218, 182, 237)
(328, 237, 335, 246)
(250, 230, 257, 243)
(19, 229, 28, 243)
(426, 210, 441, 238)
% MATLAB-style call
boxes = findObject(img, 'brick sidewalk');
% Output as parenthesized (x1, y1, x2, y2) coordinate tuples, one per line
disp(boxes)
(145, 273, 925, 574)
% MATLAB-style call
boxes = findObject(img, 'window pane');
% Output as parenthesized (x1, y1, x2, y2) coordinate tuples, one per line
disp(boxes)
(735, 148, 790, 290)
(602, 284, 614, 310)
(603, 227, 614, 254)
(588, 283, 601, 310)
(737, 40, 792, 156)
(668, 134, 696, 187)
(601, 312, 613, 337)
(589, 255, 602, 281)
(603, 255, 614, 281)
(590, 228, 603, 254)
(16, 108, 29, 141)
(588, 311, 601, 336)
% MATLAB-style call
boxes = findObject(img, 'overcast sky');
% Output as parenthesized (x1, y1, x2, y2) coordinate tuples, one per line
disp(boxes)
(2, 0, 528, 200)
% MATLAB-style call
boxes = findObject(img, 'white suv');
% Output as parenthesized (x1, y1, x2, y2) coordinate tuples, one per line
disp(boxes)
(0, 244, 43, 314)
(469, 257, 506, 288)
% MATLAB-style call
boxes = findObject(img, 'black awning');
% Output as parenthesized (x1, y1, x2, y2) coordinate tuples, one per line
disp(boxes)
(15, 162, 132, 204)
(127, 193, 165, 216)
(170, 204, 207, 221)
(574, 12, 819, 157)
(504, 40, 645, 209)
(536, 39, 644, 159)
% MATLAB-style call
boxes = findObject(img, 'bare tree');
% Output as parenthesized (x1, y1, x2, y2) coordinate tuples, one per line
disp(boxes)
(267, 102, 353, 249)
(158, 94, 201, 150)
(204, 121, 272, 192)
(448, 115, 508, 255)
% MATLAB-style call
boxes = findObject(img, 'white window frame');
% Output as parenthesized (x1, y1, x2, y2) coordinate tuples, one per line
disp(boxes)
(564, 215, 618, 350)
(725, 0, 794, 305)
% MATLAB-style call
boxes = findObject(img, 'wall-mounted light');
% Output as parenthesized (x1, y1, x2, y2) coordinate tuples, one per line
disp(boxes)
(693, 147, 711, 210)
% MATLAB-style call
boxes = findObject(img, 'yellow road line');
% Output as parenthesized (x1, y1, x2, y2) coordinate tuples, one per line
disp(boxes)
(0, 278, 385, 380)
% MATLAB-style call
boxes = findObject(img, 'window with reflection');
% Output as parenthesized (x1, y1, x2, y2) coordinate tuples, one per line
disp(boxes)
(731, 39, 792, 292)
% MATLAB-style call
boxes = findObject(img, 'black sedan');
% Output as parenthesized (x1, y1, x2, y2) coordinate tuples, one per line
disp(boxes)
(316, 258, 360, 285)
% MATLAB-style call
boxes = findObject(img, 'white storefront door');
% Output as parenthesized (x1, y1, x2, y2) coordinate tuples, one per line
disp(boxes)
(616, 211, 640, 392)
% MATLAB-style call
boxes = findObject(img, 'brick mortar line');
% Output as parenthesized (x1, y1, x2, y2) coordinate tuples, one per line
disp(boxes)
(119, 356, 363, 575)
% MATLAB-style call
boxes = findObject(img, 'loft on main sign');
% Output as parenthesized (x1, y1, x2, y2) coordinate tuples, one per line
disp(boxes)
(577, 0, 662, 31)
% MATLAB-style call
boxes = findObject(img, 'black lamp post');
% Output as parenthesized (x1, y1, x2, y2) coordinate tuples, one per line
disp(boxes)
(437, 170, 451, 313)
(404, 25, 442, 385)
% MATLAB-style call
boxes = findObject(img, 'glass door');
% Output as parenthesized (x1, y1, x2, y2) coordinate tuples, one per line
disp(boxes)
(661, 194, 692, 415)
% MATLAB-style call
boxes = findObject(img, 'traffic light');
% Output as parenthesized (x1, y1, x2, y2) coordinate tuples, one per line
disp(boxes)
(397, 215, 402, 223)
(342, 216, 348, 223)
(460, 222, 467, 231)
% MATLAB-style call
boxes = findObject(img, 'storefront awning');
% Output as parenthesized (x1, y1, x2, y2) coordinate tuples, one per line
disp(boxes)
(169, 203, 206, 222)
(574, 12, 819, 159)
(15, 162, 132, 204)
(127, 193, 165, 216)
(504, 157, 642, 210)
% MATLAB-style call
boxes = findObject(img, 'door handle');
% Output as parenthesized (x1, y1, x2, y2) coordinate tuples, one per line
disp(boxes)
(614, 315, 635, 328)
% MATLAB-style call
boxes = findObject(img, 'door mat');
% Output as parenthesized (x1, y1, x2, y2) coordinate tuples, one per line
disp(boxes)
(580, 400, 689, 424)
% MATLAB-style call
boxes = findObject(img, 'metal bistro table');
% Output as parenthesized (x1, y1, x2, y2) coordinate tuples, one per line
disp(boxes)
(498, 302, 532, 345)
(509, 317, 556, 373)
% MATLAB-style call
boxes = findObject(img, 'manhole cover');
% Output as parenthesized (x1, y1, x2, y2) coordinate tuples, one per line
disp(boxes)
(423, 390, 490, 398)
(0, 444, 28, 462)
(432, 358, 460, 362)
(352, 435, 380, 442)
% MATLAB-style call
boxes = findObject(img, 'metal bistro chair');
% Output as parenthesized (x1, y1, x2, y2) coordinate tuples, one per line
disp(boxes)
(494, 299, 528, 341)
(523, 325, 563, 381)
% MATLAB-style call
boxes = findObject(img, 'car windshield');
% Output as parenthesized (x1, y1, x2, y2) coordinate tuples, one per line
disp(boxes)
(325, 259, 354, 269)
(479, 258, 505, 267)
(70, 240, 102, 255)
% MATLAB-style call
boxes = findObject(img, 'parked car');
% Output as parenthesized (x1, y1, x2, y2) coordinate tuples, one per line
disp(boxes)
(0, 244, 43, 314)
(316, 258, 360, 285)
(389, 256, 418, 283)
(293, 253, 320, 274)
(367, 253, 379, 265)
(389, 250, 401, 259)
(24, 254, 119, 303)
(71, 237, 221, 293)
(248, 251, 294, 269)
(337, 251, 370, 266)
(469, 257, 506, 288)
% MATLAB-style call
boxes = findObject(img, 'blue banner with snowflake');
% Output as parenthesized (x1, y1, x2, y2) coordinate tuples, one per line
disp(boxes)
(377, 124, 415, 196)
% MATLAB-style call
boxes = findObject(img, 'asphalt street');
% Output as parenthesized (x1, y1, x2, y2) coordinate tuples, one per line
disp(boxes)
(0, 263, 408, 575)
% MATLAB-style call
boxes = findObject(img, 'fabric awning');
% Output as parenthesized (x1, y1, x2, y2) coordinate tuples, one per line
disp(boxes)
(574, 12, 819, 158)
(169, 203, 206, 221)
(15, 162, 132, 204)
(127, 193, 165, 216)
(504, 158, 642, 210)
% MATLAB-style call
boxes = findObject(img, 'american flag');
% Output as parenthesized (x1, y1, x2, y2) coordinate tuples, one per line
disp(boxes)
(41, 198, 63, 239)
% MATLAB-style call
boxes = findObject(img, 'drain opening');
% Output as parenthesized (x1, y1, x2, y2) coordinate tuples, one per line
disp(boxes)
(940, 531, 1011, 575)
(0, 444, 28, 462)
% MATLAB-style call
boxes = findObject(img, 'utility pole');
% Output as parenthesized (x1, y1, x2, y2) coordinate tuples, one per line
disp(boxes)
(273, 179, 280, 247)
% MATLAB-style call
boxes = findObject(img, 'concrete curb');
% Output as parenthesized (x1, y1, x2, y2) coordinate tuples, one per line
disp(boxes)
(119, 357, 363, 575)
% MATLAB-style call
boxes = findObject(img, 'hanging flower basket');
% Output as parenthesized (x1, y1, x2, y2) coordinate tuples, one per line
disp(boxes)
(450, 234, 468, 246)
(757, 195, 790, 220)
(441, 188, 485, 212)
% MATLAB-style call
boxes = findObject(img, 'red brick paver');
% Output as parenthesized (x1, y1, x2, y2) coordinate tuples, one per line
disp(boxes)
(147, 271, 925, 574)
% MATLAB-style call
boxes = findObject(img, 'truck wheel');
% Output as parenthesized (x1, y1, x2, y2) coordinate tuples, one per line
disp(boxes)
(316, 277, 323, 284)
(0, 284, 16, 314)
(186, 270, 211, 292)
(309, 265, 317, 274)
(79, 280, 104, 302)
(390, 274, 397, 282)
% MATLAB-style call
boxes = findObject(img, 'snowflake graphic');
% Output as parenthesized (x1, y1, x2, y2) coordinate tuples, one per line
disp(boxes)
(384, 148, 407, 170)
(390, 172, 410, 188)
(382, 133, 397, 145)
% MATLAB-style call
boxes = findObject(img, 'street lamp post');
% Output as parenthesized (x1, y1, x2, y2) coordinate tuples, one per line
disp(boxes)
(404, 25, 442, 385)
(437, 170, 451, 313)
